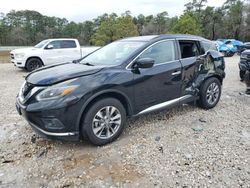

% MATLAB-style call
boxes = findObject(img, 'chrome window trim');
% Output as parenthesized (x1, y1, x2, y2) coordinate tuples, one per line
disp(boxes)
(125, 39, 176, 70)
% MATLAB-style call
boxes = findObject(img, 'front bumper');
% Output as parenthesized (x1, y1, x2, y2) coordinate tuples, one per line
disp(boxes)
(15, 97, 80, 141)
(11, 58, 26, 68)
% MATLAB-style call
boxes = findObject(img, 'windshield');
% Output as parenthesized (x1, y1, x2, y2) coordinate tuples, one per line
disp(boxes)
(34, 40, 49, 48)
(80, 41, 146, 66)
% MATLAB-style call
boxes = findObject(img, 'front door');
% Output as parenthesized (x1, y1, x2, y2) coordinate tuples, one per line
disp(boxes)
(132, 40, 182, 113)
(43, 40, 64, 65)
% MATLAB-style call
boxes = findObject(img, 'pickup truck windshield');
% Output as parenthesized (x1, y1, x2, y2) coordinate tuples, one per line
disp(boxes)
(34, 40, 49, 48)
(80, 41, 146, 66)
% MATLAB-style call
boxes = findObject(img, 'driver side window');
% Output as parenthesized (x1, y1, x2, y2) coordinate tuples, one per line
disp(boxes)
(139, 40, 176, 65)
(45, 41, 61, 49)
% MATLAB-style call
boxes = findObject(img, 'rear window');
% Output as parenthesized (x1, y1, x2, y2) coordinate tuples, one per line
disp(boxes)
(60, 40, 77, 48)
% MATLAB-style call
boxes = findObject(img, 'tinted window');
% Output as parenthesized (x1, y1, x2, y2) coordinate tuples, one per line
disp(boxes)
(139, 40, 176, 64)
(46, 41, 61, 49)
(179, 41, 200, 58)
(61, 40, 77, 48)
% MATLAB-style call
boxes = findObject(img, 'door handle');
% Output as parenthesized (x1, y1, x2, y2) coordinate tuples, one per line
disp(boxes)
(171, 70, 181, 76)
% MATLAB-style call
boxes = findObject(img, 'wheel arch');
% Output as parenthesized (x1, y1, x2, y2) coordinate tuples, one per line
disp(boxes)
(77, 90, 134, 131)
(25, 56, 44, 67)
(203, 74, 223, 85)
(196, 73, 224, 90)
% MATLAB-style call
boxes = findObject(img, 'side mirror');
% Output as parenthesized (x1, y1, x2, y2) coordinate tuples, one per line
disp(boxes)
(45, 44, 54, 50)
(133, 58, 154, 69)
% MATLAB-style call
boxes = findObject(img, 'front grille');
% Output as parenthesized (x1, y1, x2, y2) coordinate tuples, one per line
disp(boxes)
(10, 53, 14, 59)
(22, 82, 34, 98)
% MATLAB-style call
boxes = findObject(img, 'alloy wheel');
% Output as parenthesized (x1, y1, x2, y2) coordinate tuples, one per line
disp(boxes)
(92, 106, 121, 139)
(206, 82, 220, 105)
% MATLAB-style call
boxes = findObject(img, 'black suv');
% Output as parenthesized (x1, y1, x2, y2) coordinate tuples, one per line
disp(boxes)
(16, 35, 225, 145)
(239, 50, 250, 81)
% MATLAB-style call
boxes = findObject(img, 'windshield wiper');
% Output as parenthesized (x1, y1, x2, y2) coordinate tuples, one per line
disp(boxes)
(82, 62, 95, 66)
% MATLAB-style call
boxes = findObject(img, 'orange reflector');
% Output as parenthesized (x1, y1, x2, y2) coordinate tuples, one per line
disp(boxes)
(61, 88, 75, 96)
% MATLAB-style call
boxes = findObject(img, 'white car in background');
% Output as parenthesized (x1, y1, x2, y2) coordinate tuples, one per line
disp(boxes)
(10, 38, 100, 71)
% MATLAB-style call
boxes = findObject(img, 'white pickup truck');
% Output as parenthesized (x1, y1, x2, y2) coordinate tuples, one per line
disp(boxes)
(10, 38, 100, 71)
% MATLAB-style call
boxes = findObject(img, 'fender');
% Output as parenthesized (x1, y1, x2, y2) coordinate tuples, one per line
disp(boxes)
(76, 89, 134, 129)
(187, 50, 225, 96)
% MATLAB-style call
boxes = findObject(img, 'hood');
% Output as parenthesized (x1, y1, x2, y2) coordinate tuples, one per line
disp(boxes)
(11, 47, 40, 54)
(26, 62, 105, 86)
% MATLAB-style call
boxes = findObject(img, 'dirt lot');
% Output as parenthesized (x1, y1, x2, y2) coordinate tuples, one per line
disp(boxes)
(0, 56, 249, 187)
(0, 51, 10, 64)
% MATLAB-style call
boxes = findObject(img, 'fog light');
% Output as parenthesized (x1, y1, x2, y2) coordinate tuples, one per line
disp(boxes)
(42, 118, 64, 130)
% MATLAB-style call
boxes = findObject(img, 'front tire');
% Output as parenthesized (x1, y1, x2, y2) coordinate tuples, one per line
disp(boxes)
(26, 58, 43, 72)
(198, 77, 222, 109)
(81, 98, 126, 146)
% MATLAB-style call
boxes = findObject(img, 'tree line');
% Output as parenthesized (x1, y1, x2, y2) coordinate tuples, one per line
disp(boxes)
(0, 0, 249, 46)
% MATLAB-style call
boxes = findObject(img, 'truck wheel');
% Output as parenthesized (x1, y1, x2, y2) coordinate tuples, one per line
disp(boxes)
(26, 58, 43, 72)
(198, 77, 221, 109)
(81, 98, 126, 146)
(240, 70, 246, 81)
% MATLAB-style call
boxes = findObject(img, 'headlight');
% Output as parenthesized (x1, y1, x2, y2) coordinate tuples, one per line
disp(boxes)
(15, 53, 25, 59)
(241, 54, 248, 59)
(36, 79, 79, 101)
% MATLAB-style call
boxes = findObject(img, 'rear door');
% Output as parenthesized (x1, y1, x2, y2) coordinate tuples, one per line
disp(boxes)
(178, 40, 206, 96)
(132, 40, 182, 112)
(60, 40, 81, 62)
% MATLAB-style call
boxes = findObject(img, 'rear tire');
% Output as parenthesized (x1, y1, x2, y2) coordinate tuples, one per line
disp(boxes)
(198, 77, 221, 109)
(81, 98, 126, 146)
(26, 58, 43, 72)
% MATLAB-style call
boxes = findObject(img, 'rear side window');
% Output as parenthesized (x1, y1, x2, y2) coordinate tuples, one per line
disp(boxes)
(139, 40, 176, 65)
(179, 41, 200, 59)
(60, 40, 77, 48)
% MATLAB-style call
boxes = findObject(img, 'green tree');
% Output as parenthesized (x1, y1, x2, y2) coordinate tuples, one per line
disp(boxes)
(172, 13, 202, 35)
(91, 14, 138, 46)
(222, 0, 244, 39)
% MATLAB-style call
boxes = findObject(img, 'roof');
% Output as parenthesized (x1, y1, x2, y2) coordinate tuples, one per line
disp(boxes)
(120, 35, 159, 42)
(120, 34, 208, 42)
(47, 38, 77, 41)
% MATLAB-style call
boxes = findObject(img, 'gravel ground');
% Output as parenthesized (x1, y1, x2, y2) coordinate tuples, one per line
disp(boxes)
(0, 56, 249, 187)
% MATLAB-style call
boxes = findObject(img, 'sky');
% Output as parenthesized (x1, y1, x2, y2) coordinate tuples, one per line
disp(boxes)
(1, 0, 226, 22)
